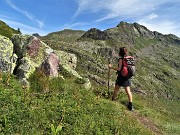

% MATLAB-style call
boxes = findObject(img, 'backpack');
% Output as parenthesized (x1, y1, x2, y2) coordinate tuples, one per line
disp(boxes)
(119, 56, 135, 78)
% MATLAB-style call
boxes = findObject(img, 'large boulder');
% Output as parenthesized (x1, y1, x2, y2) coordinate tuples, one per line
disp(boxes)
(12, 34, 60, 80)
(0, 35, 17, 73)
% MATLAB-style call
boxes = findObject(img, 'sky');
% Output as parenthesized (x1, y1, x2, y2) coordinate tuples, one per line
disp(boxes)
(0, 0, 180, 37)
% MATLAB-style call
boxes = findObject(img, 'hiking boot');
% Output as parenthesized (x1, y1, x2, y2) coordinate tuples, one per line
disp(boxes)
(127, 102, 134, 111)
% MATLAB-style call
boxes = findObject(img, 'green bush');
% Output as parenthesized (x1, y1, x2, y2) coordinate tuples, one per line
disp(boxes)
(75, 77, 86, 84)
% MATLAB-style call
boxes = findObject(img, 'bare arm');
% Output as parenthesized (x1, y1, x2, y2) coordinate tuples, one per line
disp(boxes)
(108, 59, 122, 71)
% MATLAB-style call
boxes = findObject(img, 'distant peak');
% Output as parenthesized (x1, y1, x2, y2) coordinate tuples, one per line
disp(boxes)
(88, 28, 102, 32)
(116, 21, 129, 27)
(80, 28, 110, 40)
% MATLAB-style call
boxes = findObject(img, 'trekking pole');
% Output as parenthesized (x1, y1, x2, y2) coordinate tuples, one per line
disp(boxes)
(107, 58, 111, 97)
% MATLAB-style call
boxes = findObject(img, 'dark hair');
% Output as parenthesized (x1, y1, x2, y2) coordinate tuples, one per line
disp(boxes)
(119, 47, 128, 57)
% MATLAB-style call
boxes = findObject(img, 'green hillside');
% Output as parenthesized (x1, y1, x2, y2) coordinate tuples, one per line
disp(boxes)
(0, 20, 21, 39)
(0, 72, 164, 135)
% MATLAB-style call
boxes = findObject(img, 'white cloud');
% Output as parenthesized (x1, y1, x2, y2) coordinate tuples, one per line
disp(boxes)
(36, 19, 44, 28)
(63, 22, 88, 29)
(138, 14, 180, 37)
(74, 0, 106, 18)
(74, 0, 169, 21)
(6, 0, 44, 28)
(0, 17, 47, 36)
(148, 13, 158, 20)
(74, 0, 180, 37)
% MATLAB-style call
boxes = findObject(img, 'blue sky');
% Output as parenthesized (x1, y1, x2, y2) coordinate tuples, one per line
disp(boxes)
(0, 0, 180, 37)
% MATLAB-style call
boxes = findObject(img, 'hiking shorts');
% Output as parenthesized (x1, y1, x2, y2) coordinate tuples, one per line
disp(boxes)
(115, 75, 131, 87)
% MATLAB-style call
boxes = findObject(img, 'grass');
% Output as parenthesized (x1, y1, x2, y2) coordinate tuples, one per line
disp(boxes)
(0, 71, 179, 135)
(0, 72, 155, 135)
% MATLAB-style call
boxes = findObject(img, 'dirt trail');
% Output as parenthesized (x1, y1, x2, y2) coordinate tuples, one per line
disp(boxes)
(132, 111, 162, 135)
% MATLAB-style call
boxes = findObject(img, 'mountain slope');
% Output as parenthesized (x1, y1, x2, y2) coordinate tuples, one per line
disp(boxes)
(0, 20, 21, 38)
(42, 22, 180, 100)
(42, 21, 180, 134)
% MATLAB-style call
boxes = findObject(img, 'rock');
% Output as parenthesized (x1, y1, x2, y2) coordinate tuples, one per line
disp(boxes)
(75, 77, 91, 89)
(55, 50, 91, 89)
(26, 36, 41, 58)
(32, 33, 41, 38)
(55, 50, 77, 69)
(88, 74, 106, 85)
(12, 34, 59, 79)
(15, 56, 35, 79)
(11, 34, 30, 58)
(41, 52, 59, 77)
(132, 88, 147, 95)
(97, 47, 117, 58)
(83, 78, 91, 89)
(80, 28, 110, 40)
(0, 35, 17, 73)
(133, 23, 154, 38)
(62, 65, 81, 78)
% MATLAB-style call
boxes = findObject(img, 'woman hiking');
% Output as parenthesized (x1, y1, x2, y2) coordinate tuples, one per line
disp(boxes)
(108, 47, 134, 111)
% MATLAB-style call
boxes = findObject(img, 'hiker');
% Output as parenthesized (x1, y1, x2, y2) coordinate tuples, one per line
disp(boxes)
(108, 47, 134, 111)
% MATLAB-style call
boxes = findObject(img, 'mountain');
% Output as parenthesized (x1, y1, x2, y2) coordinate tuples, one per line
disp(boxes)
(0, 20, 21, 38)
(41, 21, 180, 134)
(0, 20, 180, 134)
(42, 21, 180, 101)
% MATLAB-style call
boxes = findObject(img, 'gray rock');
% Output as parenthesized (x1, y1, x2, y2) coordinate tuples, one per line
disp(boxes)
(0, 35, 17, 73)
(12, 34, 60, 79)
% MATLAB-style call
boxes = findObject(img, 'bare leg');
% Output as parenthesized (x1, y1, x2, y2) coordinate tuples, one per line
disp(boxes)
(125, 86, 134, 111)
(125, 86, 132, 102)
(112, 85, 120, 100)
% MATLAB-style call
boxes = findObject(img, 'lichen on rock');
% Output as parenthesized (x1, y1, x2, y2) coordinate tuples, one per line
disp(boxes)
(0, 35, 17, 73)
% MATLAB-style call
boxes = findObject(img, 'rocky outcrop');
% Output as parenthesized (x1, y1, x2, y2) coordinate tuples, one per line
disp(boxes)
(11, 34, 60, 84)
(0, 35, 17, 73)
(96, 47, 118, 58)
(80, 28, 110, 40)
(0, 33, 91, 89)
(55, 50, 91, 89)
(133, 23, 155, 38)
(55, 50, 77, 69)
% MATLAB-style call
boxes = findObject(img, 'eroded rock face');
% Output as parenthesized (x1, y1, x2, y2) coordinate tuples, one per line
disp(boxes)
(55, 50, 77, 69)
(0, 35, 17, 73)
(11, 34, 30, 58)
(41, 52, 59, 77)
(12, 34, 60, 79)
(26, 37, 41, 58)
